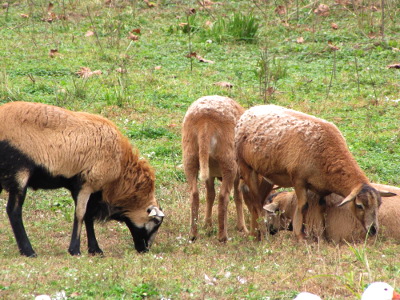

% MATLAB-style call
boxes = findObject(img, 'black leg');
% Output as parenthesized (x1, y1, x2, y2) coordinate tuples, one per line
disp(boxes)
(68, 214, 81, 256)
(85, 217, 103, 255)
(6, 189, 36, 257)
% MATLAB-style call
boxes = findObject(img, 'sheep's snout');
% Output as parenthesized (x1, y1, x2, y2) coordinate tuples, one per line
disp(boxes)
(367, 224, 378, 236)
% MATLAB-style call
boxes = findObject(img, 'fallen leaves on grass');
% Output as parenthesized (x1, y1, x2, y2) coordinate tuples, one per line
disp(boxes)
(331, 23, 339, 30)
(275, 5, 286, 15)
(85, 30, 94, 37)
(186, 52, 214, 63)
(131, 28, 141, 34)
(387, 63, 400, 69)
(128, 33, 139, 41)
(314, 4, 330, 16)
(2, 3, 9, 9)
(214, 81, 233, 88)
(154, 66, 162, 70)
(76, 67, 102, 78)
(49, 49, 59, 58)
(297, 37, 304, 44)
(328, 41, 340, 51)
(143, 0, 156, 8)
(116, 67, 127, 73)
(21, 13, 29, 18)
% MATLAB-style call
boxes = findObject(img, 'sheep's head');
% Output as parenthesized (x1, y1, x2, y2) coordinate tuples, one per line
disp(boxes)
(338, 184, 395, 236)
(125, 205, 164, 253)
(263, 191, 295, 234)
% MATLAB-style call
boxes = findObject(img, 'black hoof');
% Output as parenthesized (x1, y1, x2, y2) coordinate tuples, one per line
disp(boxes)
(88, 248, 104, 256)
(68, 249, 81, 256)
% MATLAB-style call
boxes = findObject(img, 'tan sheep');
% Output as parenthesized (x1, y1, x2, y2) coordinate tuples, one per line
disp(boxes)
(0, 101, 164, 257)
(235, 104, 390, 240)
(264, 183, 399, 242)
(182, 95, 248, 242)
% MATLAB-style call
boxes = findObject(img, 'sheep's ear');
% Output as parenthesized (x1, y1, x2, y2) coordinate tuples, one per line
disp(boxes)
(148, 207, 165, 218)
(378, 190, 397, 197)
(263, 202, 279, 213)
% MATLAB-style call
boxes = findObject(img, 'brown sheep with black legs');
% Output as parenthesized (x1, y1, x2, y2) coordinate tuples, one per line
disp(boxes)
(0, 101, 164, 257)
(235, 104, 390, 241)
(182, 95, 248, 242)
(264, 183, 398, 242)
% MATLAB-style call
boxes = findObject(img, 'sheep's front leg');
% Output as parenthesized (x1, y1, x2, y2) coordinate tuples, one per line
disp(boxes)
(68, 187, 92, 256)
(293, 182, 307, 241)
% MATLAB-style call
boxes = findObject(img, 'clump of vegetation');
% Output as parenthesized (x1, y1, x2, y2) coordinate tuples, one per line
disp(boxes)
(208, 12, 260, 43)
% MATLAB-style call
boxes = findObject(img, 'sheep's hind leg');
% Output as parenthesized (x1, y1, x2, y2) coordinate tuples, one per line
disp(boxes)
(204, 177, 215, 229)
(7, 187, 36, 257)
(233, 176, 248, 234)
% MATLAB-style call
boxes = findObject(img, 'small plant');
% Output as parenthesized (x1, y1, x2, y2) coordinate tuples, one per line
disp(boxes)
(208, 13, 259, 43)
(132, 283, 159, 299)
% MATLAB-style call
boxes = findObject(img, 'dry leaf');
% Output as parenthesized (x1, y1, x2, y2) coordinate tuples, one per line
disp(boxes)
(205, 20, 212, 28)
(116, 68, 127, 73)
(387, 63, 400, 69)
(154, 66, 162, 70)
(186, 52, 214, 63)
(331, 23, 338, 30)
(179, 23, 188, 27)
(314, 4, 330, 16)
(47, 2, 54, 12)
(328, 41, 340, 51)
(197, 55, 214, 63)
(186, 52, 197, 58)
(168, 123, 177, 128)
(143, 0, 156, 8)
(214, 81, 233, 88)
(275, 5, 286, 15)
(2, 3, 9, 9)
(370, 5, 378, 12)
(76, 67, 102, 78)
(187, 8, 196, 15)
(296, 37, 304, 44)
(368, 32, 377, 39)
(49, 49, 59, 58)
(128, 33, 139, 41)
(85, 30, 94, 37)
(21, 14, 29, 18)
(131, 28, 141, 34)
(266, 87, 276, 96)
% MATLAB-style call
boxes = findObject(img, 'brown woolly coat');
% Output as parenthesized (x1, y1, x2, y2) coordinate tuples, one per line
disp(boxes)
(0, 101, 157, 225)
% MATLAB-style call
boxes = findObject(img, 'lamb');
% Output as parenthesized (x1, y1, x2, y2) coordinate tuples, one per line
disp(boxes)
(264, 183, 399, 242)
(182, 95, 248, 242)
(0, 101, 164, 257)
(235, 104, 390, 240)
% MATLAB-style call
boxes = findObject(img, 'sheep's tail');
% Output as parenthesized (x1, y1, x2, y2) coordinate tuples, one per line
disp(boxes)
(198, 125, 210, 182)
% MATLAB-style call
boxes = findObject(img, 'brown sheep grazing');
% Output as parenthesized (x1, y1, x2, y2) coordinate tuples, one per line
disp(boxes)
(235, 104, 390, 240)
(0, 101, 164, 257)
(264, 183, 399, 242)
(182, 95, 248, 242)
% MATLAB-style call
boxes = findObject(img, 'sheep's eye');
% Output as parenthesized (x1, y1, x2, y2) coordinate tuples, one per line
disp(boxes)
(356, 203, 364, 210)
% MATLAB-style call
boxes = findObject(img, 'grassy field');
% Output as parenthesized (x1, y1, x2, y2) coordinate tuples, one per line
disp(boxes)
(1, 0, 400, 299)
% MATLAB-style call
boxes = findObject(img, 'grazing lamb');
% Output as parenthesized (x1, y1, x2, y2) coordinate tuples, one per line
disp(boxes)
(182, 95, 248, 242)
(264, 183, 398, 242)
(0, 101, 164, 257)
(235, 104, 390, 240)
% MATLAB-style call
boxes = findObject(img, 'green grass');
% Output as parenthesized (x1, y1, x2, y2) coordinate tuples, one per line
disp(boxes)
(1, 0, 400, 299)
